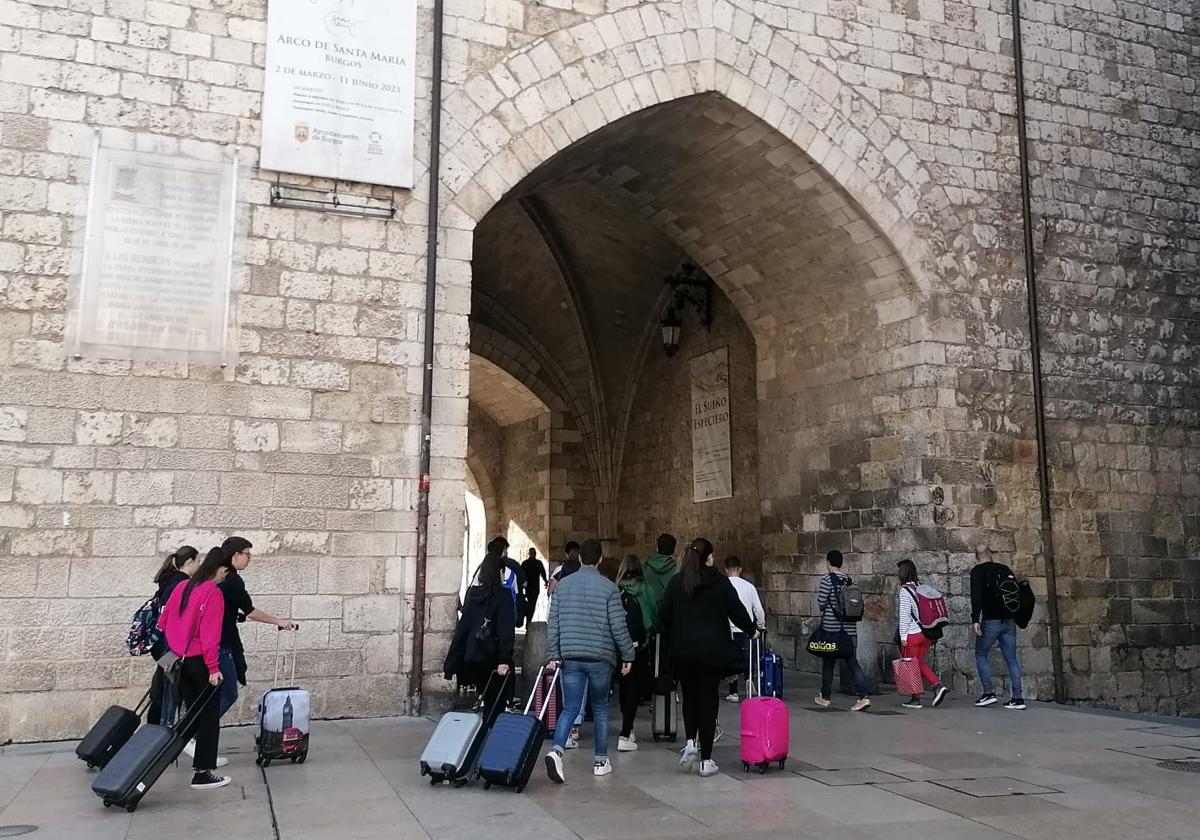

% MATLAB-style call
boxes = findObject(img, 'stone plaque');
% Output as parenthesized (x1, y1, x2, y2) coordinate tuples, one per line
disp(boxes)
(68, 145, 239, 364)
(261, 0, 417, 188)
(691, 347, 733, 502)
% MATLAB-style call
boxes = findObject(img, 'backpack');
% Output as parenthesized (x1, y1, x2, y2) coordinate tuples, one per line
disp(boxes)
(126, 595, 162, 656)
(830, 574, 864, 622)
(904, 582, 949, 640)
(621, 590, 646, 647)
(1014, 578, 1036, 629)
(989, 568, 1022, 616)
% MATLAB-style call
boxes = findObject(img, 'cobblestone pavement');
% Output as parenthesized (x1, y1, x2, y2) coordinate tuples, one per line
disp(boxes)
(3, 677, 1200, 840)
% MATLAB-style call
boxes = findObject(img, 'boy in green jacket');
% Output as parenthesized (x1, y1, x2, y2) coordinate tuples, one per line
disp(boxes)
(642, 533, 678, 631)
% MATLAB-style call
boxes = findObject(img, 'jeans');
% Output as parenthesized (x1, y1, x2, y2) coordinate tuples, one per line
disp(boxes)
(674, 660, 722, 761)
(179, 657, 221, 771)
(820, 637, 868, 700)
(553, 660, 612, 758)
(147, 665, 180, 726)
(217, 647, 239, 717)
(901, 633, 940, 692)
(975, 619, 1023, 698)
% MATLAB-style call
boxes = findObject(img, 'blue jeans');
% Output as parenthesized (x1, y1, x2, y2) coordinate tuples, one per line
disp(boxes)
(553, 660, 612, 758)
(975, 619, 1023, 698)
(218, 648, 239, 717)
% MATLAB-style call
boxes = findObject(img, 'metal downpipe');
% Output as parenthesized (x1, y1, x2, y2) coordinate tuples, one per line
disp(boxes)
(1010, 0, 1066, 703)
(409, 0, 446, 717)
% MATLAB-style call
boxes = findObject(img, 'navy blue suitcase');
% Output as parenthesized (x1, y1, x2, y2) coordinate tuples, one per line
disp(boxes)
(477, 667, 558, 793)
(761, 650, 784, 699)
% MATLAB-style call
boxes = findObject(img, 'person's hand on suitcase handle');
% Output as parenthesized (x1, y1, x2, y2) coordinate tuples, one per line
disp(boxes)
(620, 661, 632, 676)
(208, 671, 223, 687)
(497, 663, 510, 676)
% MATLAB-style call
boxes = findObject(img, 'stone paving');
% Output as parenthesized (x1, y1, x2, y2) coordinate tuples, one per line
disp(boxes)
(3, 675, 1200, 840)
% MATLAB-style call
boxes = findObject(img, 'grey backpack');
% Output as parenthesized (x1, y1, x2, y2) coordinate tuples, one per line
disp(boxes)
(831, 574, 864, 622)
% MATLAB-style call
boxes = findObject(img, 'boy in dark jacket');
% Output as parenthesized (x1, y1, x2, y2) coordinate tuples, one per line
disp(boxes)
(970, 545, 1025, 709)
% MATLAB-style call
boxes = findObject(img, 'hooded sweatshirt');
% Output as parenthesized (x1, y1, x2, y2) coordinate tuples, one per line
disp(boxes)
(658, 566, 755, 668)
(158, 579, 225, 675)
(618, 575, 656, 638)
(642, 552, 677, 631)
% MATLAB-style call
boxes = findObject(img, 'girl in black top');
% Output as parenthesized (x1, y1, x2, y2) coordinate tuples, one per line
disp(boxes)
(147, 546, 199, 726)
(444, 553, 518, 715)
(659, 537, 755, 778)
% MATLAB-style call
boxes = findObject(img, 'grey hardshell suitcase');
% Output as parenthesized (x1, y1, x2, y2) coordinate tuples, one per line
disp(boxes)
(420, 672, 509, 785)
(92, 684, 217, 812)
(651, 635, 678, 742)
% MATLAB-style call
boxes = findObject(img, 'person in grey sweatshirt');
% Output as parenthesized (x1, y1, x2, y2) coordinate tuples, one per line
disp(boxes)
(544, 539, 635, 783)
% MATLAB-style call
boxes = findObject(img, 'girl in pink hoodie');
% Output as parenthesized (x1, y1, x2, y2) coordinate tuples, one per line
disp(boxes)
(158, 547, 229, 790)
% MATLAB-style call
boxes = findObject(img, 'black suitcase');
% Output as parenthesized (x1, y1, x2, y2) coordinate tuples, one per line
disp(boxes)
(651, 636, 677, 742)
(92, 684, 216, 812)
(477, 667, 558, 793)
(77, 690, 150, 769)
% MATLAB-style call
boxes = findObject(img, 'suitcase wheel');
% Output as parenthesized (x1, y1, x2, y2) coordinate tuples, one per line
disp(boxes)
(742, 762, 749, 772)
(429, 776, 440, 786)
(261, 758, 272, 768)
(483, 780, 491, 790)
(758, 763, 767, 775)
(126, 801, 139, 813)
(515, 784, 525, 794)
(452, 777, 469, 789)
(103, 800, 112, 808)
(779, 759, 786, 770)
(297, 753, 306, 764)
(255, 756, 263, 766)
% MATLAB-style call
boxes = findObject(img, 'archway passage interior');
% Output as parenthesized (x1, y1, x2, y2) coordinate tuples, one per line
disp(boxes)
(468, 93, 968, 682)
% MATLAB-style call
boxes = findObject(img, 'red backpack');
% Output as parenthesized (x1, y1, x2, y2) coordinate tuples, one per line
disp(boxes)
(904, 583, 950, 639)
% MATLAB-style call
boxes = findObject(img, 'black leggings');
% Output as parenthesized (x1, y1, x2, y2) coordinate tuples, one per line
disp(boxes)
(618, 648, 650, 737)
(179, 656, 221, 771)
(674, 660, 722, 761)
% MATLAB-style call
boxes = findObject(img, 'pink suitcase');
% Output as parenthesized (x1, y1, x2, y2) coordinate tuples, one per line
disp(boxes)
(740, 637, 789, 773)
(532, 667, 561, 738)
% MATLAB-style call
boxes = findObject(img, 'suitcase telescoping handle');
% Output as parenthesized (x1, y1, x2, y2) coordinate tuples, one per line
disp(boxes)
(271, 624, 299, 688)
(473, 669, 511, 715)
(524, 666, 560, 721)
(747, 633, 759, 699)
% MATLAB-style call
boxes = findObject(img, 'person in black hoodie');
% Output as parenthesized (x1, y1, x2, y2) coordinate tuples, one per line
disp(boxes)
(444, 552, 517, 715)
(146, 545, 200, 726)
(658, 537, 755, 778)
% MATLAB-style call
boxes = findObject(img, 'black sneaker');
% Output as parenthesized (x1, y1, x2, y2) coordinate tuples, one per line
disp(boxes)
(1004, 698, 1026, 710)
(932, 685, 949, 707)
(974, 692, 997, 707)
(190, 770, 231, 790)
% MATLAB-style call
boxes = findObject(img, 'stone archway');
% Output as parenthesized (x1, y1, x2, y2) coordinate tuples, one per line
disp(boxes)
(455, 13, 1016, 690)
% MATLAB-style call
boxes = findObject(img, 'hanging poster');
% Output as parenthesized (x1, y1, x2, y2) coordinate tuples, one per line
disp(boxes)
(67, 143, 239, 364)
(691, 347, 733, 502)
(261, 0, 417, 188)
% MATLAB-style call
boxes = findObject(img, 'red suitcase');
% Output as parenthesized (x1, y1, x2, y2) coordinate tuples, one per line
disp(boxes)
(740, 636, 788, 773)
(532, 666, 561, 738)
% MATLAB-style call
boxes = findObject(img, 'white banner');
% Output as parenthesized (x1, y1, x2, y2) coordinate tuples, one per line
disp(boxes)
(68, 144, 238, 364)
(261, 0, 417, 188)
(691, 347, 733, 502)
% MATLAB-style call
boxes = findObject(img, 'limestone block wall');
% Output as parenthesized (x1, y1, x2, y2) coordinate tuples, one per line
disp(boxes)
(614, 291, 760, 571)
(0, 0, 1196, 740)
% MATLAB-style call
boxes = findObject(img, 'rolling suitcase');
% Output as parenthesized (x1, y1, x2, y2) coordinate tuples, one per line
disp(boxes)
(77, 689, 150, 769)
(651, 635, 677, 742)
(532, 667, 561, 739)
(92, 684, 217, 812)
(419, 671, 509, 785)
(760, 637, 784, 699)
(257, 630, 310, 767)
(740, 637, 789, 774)
(477, 666, 558, 793)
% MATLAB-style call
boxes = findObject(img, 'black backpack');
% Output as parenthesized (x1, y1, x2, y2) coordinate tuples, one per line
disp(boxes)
(1014, 579, 1036, 628)
(621, 590, 646, 647)
(989, 568, 1022, 616)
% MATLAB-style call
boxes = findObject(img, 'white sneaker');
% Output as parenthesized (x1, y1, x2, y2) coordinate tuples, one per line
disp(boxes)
(725, 693, 740, 703)
(593, 758, 613, 777)
(699, 759, 719, 777)
(679, 739, 699, 771)
(182, 740, 228, 768)
(617, 735, 638, 752)
(544, 749, 565, 784)
(565, 729, 580, 750)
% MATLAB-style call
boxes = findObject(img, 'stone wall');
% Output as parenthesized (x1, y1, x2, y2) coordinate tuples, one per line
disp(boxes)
(614, 291, 760, 572)
(1, 0, 1197, 740)
(499, 413, 549, 555)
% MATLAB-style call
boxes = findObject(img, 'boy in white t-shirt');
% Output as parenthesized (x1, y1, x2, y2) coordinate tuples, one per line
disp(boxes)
(724, 556, 766, 701)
